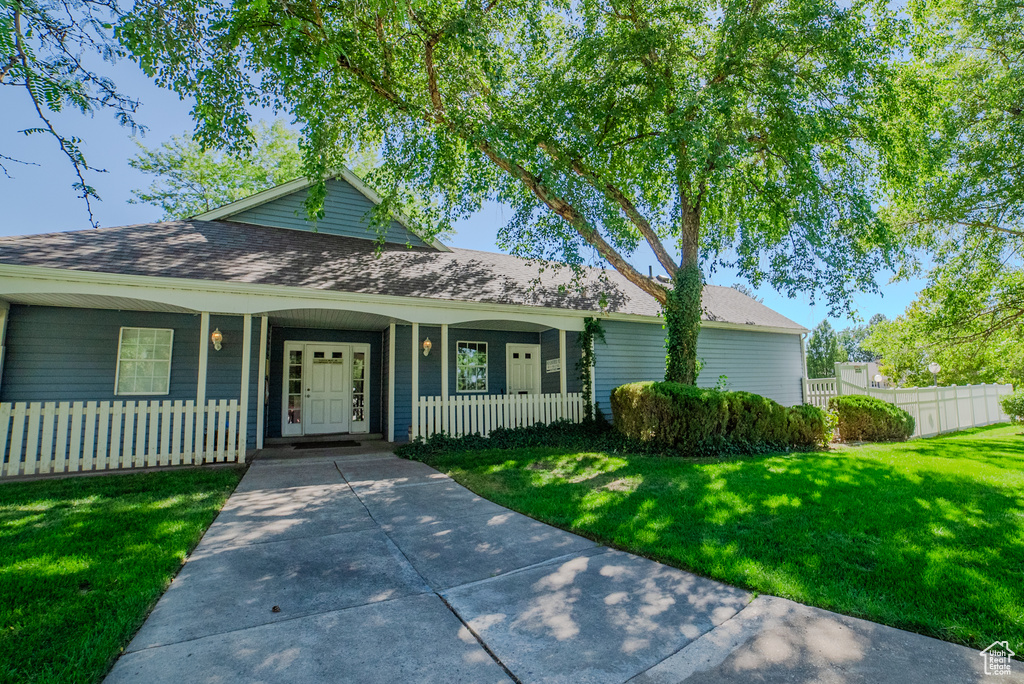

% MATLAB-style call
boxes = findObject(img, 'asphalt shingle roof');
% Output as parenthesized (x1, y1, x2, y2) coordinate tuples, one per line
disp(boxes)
(0, 220, 805, 331)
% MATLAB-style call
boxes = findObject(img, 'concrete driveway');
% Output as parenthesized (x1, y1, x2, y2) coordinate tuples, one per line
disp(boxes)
(106, 449, 1017, 684)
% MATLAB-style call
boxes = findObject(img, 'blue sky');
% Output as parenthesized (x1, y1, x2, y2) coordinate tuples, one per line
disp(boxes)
(0, 57, 924, 332)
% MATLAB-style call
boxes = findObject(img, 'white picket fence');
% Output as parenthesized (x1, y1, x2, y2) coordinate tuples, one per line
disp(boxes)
(803, 365, 1013, 438)
(415, 392, 585, 439)
(0, 399, 246, 478)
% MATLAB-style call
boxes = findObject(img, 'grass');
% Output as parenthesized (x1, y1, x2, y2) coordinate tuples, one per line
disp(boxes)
(0, 467, 245, 684)
(417, 424, 1024, 653)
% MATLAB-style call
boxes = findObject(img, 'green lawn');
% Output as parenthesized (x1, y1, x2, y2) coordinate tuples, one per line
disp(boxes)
(418, 424, 1024, 653)
(0, 467, 244, 684)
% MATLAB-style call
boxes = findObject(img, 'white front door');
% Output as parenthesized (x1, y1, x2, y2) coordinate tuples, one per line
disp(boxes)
(282, 341, 370, 436)
(506, 344, 542, 395)
(305, 344, 351, 434)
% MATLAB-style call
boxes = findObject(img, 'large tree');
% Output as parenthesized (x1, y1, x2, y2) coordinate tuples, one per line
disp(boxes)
(2, 0, 141, 225)
(122, 0, 904, 384)
(129, 120, 305, 219)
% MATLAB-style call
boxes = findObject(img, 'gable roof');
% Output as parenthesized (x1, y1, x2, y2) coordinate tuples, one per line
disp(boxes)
(0, 219, 807, 332)
(193, 167, 452, 252)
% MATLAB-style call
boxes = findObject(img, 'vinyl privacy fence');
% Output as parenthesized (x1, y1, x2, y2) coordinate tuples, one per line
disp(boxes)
(803, 364, 1012, 439)
(0, 399, 246, 478)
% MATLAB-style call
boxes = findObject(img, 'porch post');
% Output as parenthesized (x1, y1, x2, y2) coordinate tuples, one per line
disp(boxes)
(441, 323, 449, 433)
(196, 312, 210, 462)
(0, 300, 9, 394)
(256, 316, 268, 449)
(411, 322, 419, 440)
(238, 314, 252, 462)
(558, 329, 567, 396)
(388, 323, 396, 442)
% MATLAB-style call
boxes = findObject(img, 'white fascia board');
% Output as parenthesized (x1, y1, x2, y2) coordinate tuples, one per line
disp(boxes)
(0, 264, 806, 336)
(597, 310, 808, 335)
(0, 264, 587, 330)
(191, 167, 452, 253)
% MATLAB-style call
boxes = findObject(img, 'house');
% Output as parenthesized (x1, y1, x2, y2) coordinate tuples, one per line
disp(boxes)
(0, 169, 808, 476)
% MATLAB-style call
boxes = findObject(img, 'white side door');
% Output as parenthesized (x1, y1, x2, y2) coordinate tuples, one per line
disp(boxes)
(303, 344, 351, 434)
(506, 344, 542, 395)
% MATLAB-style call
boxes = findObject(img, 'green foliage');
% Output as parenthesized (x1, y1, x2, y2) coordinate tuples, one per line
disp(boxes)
(828, 394, 915, 442)
(396, 420, 622, 462)
(876, 0, 1024, 384)
(0, 467, 243, 684)
(1000, 389, 1024, 424)
(576, 317, 605, 420)
(120, 0, 908, 383)
(806, 320, 847, 379)
(128, 120, 305, 220)
(836, 314, 886, 363)
(865, 298, 1024, 388)
(3, 0, 142, 226)
(610, 381, 830, 453)
(665, 264, 702, 385)
(788, 404, 833, 449)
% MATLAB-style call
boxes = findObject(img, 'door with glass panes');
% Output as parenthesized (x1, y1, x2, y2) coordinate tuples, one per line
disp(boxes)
(282, 341, 369, 436)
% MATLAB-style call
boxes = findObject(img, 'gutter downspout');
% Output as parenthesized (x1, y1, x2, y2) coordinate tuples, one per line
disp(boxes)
(799, 332, 809, 403)
(0, 300, 9, 397)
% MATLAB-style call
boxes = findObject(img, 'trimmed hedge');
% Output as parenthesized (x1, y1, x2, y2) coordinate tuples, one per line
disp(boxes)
(827, 394, 915, 442)
(610, 381, 830, 452)
(1000, 388, 1024, 423)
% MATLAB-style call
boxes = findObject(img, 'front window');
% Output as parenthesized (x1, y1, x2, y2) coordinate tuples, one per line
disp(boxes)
(456, 341, 488, 392)
(115, 327, 173, 395)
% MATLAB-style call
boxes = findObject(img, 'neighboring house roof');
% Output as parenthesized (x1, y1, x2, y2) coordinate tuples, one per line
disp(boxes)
(0, 219, 807, 332)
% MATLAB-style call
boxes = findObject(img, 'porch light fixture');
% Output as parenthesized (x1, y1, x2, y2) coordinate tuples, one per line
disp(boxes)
(211, 328, 224, 351)
(422, 338, 432, 356)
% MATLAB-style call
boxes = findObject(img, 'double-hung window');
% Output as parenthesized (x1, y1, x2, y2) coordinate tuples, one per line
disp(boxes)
(456, 341, 488, 392)
(115, 327, 174, 395)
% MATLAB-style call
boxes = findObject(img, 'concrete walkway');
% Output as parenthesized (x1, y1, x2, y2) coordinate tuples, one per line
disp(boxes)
(106, 449, 1017, 684)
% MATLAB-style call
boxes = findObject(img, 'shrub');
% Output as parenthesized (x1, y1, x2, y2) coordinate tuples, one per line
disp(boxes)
(788, 404, 831, 448)
(1000, 388, 1024, 423)
(828, 394, 915, 442)
(611, 381, 831, 453)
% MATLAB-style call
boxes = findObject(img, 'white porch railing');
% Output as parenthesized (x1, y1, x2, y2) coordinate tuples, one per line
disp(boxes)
(802, 363, 1013, 438)
(415, 392, 585, 439)
(0, 399, 246, 478)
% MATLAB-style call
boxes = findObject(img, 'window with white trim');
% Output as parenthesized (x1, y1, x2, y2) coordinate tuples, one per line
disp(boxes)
(115, 327, 174, 395)
(456, 341, 488, 392)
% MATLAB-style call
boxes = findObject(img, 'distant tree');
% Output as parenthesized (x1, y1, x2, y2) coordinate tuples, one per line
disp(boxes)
(730, 283, 763, 303)
(865, 291, 1024, 387)
(129, 120, 305, 219)
(806, 321, 847, 379)
(2, 0, 142, 226)
(836, 314, 887, 363)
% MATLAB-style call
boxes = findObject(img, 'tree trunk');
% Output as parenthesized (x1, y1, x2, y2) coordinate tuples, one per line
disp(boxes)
(664, 204, 703, 385)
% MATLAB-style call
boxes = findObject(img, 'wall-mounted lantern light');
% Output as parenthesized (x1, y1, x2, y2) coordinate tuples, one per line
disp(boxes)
(211, 328, 224, 351)
(422, 338, 432, 356)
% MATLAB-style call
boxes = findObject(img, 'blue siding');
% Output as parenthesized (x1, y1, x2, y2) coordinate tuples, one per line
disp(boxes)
(594, 320, 805, 417)
(230, 178, 429, 247)
(393, 326, 576, 441)
(540, 329, 584, 395)
(266, 327, 384, 438)
(0, 305, 262, 445)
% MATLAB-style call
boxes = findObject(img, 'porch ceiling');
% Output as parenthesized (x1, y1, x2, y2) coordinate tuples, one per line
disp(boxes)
(449, 319, 552, 332)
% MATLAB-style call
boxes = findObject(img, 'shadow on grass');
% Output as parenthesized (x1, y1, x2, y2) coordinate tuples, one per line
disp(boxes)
(0, 468, 244, 684)
(430, 433, 1024, 655)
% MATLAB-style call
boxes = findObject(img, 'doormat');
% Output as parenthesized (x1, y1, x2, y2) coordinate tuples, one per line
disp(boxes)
(292, 441, 361, 450)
